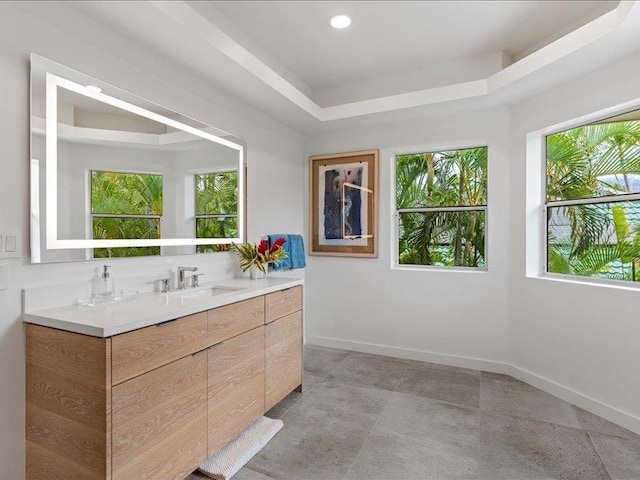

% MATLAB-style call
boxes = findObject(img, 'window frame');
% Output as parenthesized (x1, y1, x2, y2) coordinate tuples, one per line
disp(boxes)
(542, 109, 640, 286)
(392, 144, 489, 272)
(193, 169, 239, 244)
(89, 168, 164, 258)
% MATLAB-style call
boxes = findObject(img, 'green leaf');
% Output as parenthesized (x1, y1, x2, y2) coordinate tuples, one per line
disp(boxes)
(611, 204, 630, 245)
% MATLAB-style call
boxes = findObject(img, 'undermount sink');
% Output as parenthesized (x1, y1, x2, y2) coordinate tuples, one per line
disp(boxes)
(172, 285, 245, 300)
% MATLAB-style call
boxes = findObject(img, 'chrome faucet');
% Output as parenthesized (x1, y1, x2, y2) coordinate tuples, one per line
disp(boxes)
(177, 266, 198, 290)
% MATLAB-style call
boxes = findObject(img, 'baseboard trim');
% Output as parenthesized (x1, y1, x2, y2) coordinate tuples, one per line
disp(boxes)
(306, 335, 640, 435)
(306, 335, 511, 374)
(507, 364, 640, 434)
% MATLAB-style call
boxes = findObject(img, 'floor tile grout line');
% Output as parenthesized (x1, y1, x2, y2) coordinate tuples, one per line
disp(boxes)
(303, 347, 354, 380)
(569, 404, 640, 443)
(571, 404, 586, 427)
(371, 368, 486, 453)
(479, 408, 599, 436)
(341, 388, 395, 480)
(243, 463, 281, 480)
(313, 347, 621, 434)
(393, 359, 411, 392)
(195, 346, 632, 480)
(274, 347, 633, 480)
(278, 369, 330, 416)
(341, 361, 410, 478)
(585, 430, 614, 480)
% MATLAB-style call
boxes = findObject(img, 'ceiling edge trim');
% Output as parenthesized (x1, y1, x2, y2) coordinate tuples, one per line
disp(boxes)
(320, 80, 488, 121)
(149, 0, 636, 122)
(488, 1, 633, 93)
(149, 0, 322, 118)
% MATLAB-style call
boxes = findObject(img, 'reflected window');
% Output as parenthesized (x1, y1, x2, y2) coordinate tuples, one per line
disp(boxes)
(395, 146, 488, 268)
(546, 110, 640, 282)
(195, 171, 238, 253)
(91, 170, 162, 257)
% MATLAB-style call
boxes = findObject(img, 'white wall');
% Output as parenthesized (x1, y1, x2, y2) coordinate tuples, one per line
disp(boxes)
(305, 107, 512, 369)
(0, 3, 304, 478)
(508, 51, 640, 429)
(304, 49, 640, 434)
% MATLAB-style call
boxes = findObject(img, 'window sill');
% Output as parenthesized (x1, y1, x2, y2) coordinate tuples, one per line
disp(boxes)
(528, 273, 640, 292)
(392, 264, 488, 273)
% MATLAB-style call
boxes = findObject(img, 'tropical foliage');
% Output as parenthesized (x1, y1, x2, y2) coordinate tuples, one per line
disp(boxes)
(91, 171, 162, 258)
(195, 171, 238, 253)
(89, 170, 240, 257)
(231, 238, 287, 273)
(546, 119, 640, 282)
(396, 147, 487, 267)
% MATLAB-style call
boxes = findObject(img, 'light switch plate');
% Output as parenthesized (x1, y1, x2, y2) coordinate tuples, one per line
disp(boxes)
(5, 235, 16, 252)
(0, 264, 7, 290)
(0, 229, 21, 259)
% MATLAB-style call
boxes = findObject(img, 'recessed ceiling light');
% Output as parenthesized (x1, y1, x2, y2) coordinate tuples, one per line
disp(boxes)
(85, 85, 102, 94)
(330, 15, 352, 29)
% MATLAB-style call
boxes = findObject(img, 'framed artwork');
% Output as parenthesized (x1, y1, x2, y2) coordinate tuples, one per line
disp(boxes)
(309, 149, 378, 257)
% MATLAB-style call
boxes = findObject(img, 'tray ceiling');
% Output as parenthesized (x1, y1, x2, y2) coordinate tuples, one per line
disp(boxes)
(47, 1, 640, 132)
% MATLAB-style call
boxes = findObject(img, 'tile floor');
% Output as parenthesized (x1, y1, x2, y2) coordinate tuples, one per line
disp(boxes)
(187, 346, 640, 480)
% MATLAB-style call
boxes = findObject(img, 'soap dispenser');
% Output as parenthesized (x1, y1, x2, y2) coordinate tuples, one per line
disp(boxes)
(92, 265, 115, 303)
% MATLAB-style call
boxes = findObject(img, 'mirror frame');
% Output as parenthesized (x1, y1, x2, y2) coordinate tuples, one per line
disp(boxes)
(30, 55, 245, 261)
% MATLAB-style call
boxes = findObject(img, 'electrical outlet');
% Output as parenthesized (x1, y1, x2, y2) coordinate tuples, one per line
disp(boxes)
(0, 264, 8, 290)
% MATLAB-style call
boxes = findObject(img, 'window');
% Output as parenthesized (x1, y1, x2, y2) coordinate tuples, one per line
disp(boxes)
(90, 170, 162, 258)
(395, 146, 487, 268)
(545, 110, 640, 283)
(195, 171, 238, 253)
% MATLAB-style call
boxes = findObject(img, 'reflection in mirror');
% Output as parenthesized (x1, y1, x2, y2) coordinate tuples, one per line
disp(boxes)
(30, 54, 246, 263)
(195, 171, 238, 253)
(91, 170, 163, 258)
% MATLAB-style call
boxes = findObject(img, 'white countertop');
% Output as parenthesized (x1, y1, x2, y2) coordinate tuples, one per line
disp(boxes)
(23, 277, 304, 337)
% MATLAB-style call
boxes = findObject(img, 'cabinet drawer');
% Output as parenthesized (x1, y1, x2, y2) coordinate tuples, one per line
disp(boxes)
(112, 351, 207, 480)
(265, 286, 302, 323)
(208, 326, 265, 455)
(112, 312, 208, 385)
(208, 296, 264, 347)
(265, 311, 303, 411)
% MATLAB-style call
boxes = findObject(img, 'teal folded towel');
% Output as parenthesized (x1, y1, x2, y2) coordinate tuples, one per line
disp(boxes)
(269, 234, 305, 270)
(289, 235, 306, 269)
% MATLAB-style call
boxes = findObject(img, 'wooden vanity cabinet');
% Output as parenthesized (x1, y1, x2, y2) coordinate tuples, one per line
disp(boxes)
(25, 285, 303, 480)
(111, 352, 208, 480)
(207, 326, 265, 455)
(26, 325, 111, 480)
(265, 287, 303, 411)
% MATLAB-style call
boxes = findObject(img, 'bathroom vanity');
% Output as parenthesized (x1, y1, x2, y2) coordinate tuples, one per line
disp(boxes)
(24, 278, 303, 480)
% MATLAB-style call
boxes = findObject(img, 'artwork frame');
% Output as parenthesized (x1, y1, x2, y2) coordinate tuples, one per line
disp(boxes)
(309, 149, 378, 257)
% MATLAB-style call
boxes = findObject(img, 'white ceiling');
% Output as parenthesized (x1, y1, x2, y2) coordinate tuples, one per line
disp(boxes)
(40, 1, 640, 133)
(212, 1, 615, 91)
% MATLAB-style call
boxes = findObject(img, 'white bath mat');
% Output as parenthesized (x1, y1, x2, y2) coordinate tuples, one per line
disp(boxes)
(198, 416, 283, 480)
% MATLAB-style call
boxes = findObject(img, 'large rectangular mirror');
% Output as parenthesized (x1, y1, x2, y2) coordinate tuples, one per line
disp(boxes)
(30, 54, 246, 263)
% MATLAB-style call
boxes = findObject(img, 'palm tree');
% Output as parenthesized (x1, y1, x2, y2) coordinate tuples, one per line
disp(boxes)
(195, 171, 238, 252)
(91, 171, 163, 258)
(397, 147, 487, 267)
(546, 120, 640, 281)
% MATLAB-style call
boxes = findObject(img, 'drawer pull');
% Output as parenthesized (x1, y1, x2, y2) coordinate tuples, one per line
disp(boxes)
(157, 318, 178, 327)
